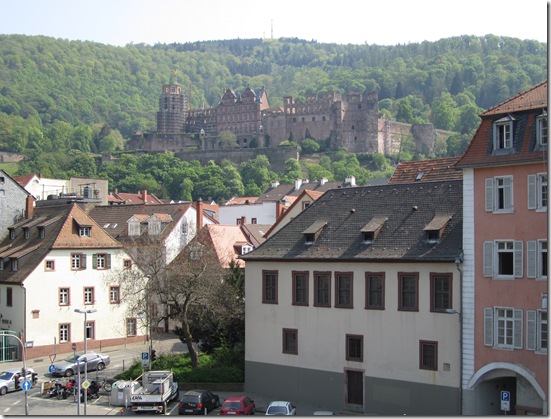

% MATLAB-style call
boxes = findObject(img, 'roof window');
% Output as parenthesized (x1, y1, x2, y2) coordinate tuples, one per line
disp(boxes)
(361, 216, 388, 244)
(302, 220, 327, 245)
(424, 215, 452, 243)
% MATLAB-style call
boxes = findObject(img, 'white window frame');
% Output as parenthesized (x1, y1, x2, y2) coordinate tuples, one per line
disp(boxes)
(79, 226, 91, 238)
(483, 240, 523, 279)
(84, 287, 94, 304)
(493, 116, 513, 151)
(526, 309, 548, 354)
(527, 240, 547, 280)
(85, 321, 95, 340)
(59, 324, 70, 343)
(484, 307, 523, 350)
(528, 173, 548, 212)
(485, 176, 513, 213)
(536, 112, 548, 147)
(109, 286, 120, 304)
(126, 318, 137, 336)
(59, 288, 69, 305)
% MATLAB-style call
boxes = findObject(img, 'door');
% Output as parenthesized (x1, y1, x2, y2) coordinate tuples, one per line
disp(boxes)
(346, 369, 363, 406)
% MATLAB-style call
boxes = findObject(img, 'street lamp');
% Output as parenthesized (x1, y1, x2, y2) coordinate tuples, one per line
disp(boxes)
(74, 308, 97, 416)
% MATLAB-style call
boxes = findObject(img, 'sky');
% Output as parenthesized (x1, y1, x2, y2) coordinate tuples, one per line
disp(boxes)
(1, 0, 548, 46)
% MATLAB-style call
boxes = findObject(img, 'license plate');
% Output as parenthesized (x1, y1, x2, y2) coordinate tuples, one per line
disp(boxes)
(228, 412, 236, 415)
(185, 410, 193, 413)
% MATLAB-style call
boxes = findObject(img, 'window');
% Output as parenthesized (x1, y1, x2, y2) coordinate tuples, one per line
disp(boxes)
(292, 271, 309, 306)
(335, 272, 353, 308)
(59, 288, 70, 305)
(483, 240, 523, 279)
(109, 286, 120, 304)
(282, 328, 298, 355)
(128, 221, 140, 236)
(528, 173, 548, 211)
(45, 260, 55, 271)
(9, 230, 14, 240)
(346, 334, 363, 362)
(84, 287, 94, 304)
(24, 229, 30, 239)
(93, 253, 110, 270)
(527, 240, 547, 279)
(537, 112, 547, 147)
(85, 321, 95, 340)
(251, 218, 257, 224)
(398, 273, 418, 311)
(365, 273, 385, 309)
(485, 176, 513, 213)
(493, 116, 513, 150)
(123, 259, 132, 270)
(126, 318, 137, 336)
(39, 228, 45, 239)
(11, 259, 18, 271)
(527, 310, 547, 353)
(430, 273, 452, 312)
(0, 259, 3, 271)
(71, 253, 86, 270)
(484, 307, 523, 350)
(314, 271, 331, 307)
(59, 324, 70, 343)
(6, 287, 12, 307)
(79, 226, 91, 238)
(419, 341, 438, 370)
(262, 270, 278, 304)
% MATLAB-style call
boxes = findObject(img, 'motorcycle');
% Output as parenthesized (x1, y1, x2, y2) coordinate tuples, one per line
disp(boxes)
(89, 380, 100, 398)
(58, 379, 75, 400)
(47, 380, 64, 398)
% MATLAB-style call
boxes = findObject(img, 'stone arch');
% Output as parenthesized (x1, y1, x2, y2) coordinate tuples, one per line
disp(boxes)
(467, 361, 546, 401)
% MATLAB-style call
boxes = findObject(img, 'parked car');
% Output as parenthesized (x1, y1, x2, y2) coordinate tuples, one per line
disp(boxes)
(178, 389, 220, 415)
(0, 368, 38, 395)
(53, 352, 110, 377)
(265, 401, 296, 415)
(219, 395, 256, 415)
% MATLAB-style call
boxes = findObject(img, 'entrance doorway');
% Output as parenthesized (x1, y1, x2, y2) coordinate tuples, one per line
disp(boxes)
(345, 369, 363, 409)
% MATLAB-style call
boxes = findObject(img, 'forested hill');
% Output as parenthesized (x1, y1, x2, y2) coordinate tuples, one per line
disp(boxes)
(0, 34, 547, 146)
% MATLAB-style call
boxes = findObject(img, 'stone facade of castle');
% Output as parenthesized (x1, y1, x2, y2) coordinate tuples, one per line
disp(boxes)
(128, 80, 451, 160)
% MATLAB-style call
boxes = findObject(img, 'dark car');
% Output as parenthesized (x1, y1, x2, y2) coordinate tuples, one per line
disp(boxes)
(178, 389, 220, 415)
(219, 395, 256, 415)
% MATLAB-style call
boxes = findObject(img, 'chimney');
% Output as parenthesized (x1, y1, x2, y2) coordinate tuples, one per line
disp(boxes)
(141, 190, 148, 204)
(271, 180, 280, 189)
(196, 198, 203, 231)
(276, 201, 284, 219)
(294, 179, 302, 190)
(25, 195, 35, 219)
(345, 175, 356, 186)
(320, 177, 328, 186)
(240, 216, 246, 225)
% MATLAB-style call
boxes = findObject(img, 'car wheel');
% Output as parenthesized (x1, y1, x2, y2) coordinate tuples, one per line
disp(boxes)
(0, 387, 7, 396)
(96, 363, 105, 371)
(64, 369, 74, 377)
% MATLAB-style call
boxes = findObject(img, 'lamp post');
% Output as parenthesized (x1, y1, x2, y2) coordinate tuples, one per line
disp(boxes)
(0, 332, 28, 415)
(74, 308, 97, 416)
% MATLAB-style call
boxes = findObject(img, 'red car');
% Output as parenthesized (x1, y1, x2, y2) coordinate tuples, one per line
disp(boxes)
(219, 395, 256, 415)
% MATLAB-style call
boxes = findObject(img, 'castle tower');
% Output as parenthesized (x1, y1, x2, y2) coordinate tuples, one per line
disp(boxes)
(157, 71, 187, 135)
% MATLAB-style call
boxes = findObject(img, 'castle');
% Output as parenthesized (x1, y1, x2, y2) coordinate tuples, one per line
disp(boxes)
(128, 77, 451, 165)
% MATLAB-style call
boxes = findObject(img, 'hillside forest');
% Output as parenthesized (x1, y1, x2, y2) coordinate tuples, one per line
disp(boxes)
(0, 35, 547, 203)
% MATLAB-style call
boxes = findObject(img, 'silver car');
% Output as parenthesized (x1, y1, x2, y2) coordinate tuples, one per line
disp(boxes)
(53, 352, 110, 377)
(0, 368, 37, 395)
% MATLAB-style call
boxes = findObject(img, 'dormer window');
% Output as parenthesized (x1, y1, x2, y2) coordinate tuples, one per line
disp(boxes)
(148, 219, 161, 235)
(0, 258, 3, 271)
(424, 215, 452, 243)
(361, 216, 388, 244)
(9, 230, 15, 240)
(128, 221, 140, 236)
(493, 115, 514, 151)
(39, 228, 45, 239)
(24, 229, 30, 239)
(79, 226, 92, 238)
(302, 220, 327, 245)
(537, 111, 548, 147)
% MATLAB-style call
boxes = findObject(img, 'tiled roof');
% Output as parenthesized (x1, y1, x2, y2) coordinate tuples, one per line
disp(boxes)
(225, 197, 258, 205)
(240, 224, 271, 247)
(389, 157, 462, 184)
(108, 191, 164, 205)
(0, 203, 121, 284)
(242, 180, 462, 262)
(88, 203, 193, 240)
(11, 173, 36, 188)
(202, 224, 252, 268)
(456, 81, 548, 168)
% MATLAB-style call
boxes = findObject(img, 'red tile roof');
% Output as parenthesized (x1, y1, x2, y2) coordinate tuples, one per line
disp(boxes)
(388, 157, 462, 184)
(482, 80, 548, 116)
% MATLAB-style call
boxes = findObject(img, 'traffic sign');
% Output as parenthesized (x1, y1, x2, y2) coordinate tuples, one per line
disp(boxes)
(501, 391, 510, 411)
(82, 380, 90, 389)
(48, 365, 56, 373)
(141, 352, 149, 360)
(72, 343, 77, 351)
(21, 381, 31, 391)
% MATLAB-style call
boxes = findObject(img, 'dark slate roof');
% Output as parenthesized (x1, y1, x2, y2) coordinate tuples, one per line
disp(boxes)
(456, 81, 547, 168)
(389, 157, 462, 184)
(242, 180, 463, 263)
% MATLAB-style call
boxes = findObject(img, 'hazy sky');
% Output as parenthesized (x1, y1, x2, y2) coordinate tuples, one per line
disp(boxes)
(1, 0, 548, 46)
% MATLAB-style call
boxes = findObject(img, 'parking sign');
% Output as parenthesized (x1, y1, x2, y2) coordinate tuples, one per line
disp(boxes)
(501, 391, 510, 411)
(141, 352, 150, 367)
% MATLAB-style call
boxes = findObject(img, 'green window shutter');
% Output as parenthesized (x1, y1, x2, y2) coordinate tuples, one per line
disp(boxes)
(483, 241, 494, 277)
(106, 254, 111, 269)
(527, 241, 537, 278)
(503, 177, 513, 210)
(82, 254, 87, 270)
(485, 178, 494, 212)
(526, 310, 536, 351)
(92, 254, 97, 269)
(514, 241, 523, 278)
(484, 307, 494, 346)
(527, 175, 537, 210)
(513, 309, 523, 349)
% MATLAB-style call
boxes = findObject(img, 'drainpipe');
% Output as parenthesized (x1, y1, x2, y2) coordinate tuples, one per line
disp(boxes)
(455, 251, 464, 416)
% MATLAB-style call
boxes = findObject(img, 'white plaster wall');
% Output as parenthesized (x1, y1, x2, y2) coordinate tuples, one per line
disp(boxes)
(0, 171, 28, 241)
(219, 202, 277, 225)
(17, 248, 145, 347)
(245, 260, 461, 388)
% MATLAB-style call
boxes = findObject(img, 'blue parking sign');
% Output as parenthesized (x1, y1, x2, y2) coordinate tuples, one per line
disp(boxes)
(501, 391, 510, 401)
(142, 352, 149, 360)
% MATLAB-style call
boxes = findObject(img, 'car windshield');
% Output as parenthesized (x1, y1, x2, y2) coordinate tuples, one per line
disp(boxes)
(268, 406, 288, 414)
(64, 355, 80, 362)
(182, 395, 199, 403)
(223, 402, 242, 409)
(0, 372, 13, 380)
